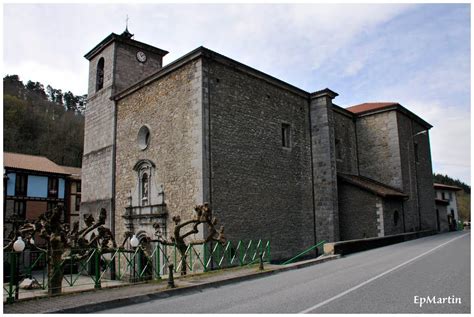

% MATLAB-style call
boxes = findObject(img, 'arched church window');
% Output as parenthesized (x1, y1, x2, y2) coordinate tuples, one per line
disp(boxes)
(141, 172, 149, 206)
(96, 57, 105, 92)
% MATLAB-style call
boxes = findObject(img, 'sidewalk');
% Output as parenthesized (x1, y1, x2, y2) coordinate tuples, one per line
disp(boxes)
(3, 255, 339, 314)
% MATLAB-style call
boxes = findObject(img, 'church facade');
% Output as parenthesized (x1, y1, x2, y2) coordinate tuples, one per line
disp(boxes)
(81, 30, 437, 261)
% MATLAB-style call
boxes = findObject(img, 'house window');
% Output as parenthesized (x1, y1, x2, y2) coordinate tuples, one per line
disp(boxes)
(141, 173, 149, 206)
(75, 195, 81, 212)
(448, 192, 452, 201)
(14, 200, 26, 218)
(48, 177, 58, 198)
(15, 173, 28, 196)
(96, 57, 105, 92)
(76, 181, 81, 193)
(441, 192, 446, 200)
(281, 123, 291, 148)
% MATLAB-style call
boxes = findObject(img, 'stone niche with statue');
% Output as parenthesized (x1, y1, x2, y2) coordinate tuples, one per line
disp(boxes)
(123, 158, 168, 242)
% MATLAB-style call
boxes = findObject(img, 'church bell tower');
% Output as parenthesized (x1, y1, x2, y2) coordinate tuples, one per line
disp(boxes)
(81, 28, 168, 232)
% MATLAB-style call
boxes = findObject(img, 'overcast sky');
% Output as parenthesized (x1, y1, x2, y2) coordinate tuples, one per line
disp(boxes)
(3, 3, 471, 185)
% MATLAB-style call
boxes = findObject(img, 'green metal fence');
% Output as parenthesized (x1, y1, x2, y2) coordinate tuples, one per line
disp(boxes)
(3, 239, 270, 303)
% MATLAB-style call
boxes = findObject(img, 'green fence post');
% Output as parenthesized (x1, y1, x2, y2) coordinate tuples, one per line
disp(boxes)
(203, 243, 208, 272)
(267, 241, 271, 262)
(137, 248, 142, 280)
(118, 249, 121, 280)
(189, 245, 193, 272)
(239, 240, 243, 266)
(6, 252, 15, 304)
(173, 245, 177, 270)
(94, 249, 101, 289)
(155, 244, 161, 280)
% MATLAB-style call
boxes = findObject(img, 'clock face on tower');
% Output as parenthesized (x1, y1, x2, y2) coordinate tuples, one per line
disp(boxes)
(136, 51, 147, 63)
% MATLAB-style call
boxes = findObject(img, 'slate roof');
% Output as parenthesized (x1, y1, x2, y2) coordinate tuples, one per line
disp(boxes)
(338, 173, 408, 199)
(3, 152, 78, 176)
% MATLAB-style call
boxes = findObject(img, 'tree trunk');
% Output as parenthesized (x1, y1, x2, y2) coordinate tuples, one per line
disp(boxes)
(48, 239, 63, 295)
(177, 244, 187, 276)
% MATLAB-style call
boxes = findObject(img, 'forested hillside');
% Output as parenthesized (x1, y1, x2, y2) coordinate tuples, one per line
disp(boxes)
(434, 173, 471, 222)
(3, 75, 86, 167)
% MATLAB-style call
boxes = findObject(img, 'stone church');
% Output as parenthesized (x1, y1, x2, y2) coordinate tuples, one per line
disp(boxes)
(81, 29, 437, 261)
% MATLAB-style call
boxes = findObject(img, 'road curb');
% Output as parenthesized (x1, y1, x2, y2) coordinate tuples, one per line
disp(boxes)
(52, 254, 340, 313)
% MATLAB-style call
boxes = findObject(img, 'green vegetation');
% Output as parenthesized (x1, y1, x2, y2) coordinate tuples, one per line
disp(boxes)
(3, 75, 86, 167)
(433, 173, 471, 221)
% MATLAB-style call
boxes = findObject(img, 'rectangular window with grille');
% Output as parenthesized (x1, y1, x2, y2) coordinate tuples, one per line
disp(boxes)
(75, 195, 81, 212)
(48, 177, 58, 198)
(14, 200, 26, 218)
(15, 173, 27, 196)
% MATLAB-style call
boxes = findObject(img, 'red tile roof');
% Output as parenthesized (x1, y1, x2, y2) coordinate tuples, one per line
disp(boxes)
(61, 166, 82, 180)
(338, 173, 407, 198)
(3, 152, 77, 176)
(433, 183, 462, 191)
(346, 102, 399, 114)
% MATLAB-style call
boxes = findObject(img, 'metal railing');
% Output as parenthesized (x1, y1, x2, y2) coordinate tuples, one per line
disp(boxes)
(3, 239, 270, 303)
(281, 240, 326, 265)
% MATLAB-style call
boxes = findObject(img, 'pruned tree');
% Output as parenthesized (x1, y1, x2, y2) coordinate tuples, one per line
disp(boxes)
(6, 207, 116, 295)
(153, 203, 226, 276)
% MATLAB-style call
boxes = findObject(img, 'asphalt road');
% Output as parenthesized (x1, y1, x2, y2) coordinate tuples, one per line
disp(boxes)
(98, 230, 470, 314)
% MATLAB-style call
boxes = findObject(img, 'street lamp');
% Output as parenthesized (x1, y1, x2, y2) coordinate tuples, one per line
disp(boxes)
(130, 235, 139, 248)
(13, 237, 25, 301)
(13, 237, 26, 252)
(129, 234, 140, 283)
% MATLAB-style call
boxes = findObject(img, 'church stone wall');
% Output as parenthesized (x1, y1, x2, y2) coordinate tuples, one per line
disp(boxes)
(309, 95, 340, 243)
(337, 182, 378, 240)
(382, 198, 404, 236)
(397, 113, 436, 232)
(333, 110, 358, 174)
(205, 59, 315, 261)
(81, 44, 116, 226)
(114, 59, 204, 242)
(113, 42, 164, 95)
(356, 111, 403, 189)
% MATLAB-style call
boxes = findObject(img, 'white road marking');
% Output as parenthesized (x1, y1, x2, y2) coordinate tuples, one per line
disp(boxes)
(298, 233, 470, 314)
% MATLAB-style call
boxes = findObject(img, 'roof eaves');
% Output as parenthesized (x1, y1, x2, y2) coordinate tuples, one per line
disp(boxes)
(434, 183, 463, 191)
(338, 173, 408, 199)
(112, 46, 312, 102)
(202, 48, 310, 98)
(351, 103, 433, 130)
(310, 88, 339, 99)
(84, 33, 169, 61)
(333, 104, 355, 119)
(111, 46, 206, 101)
